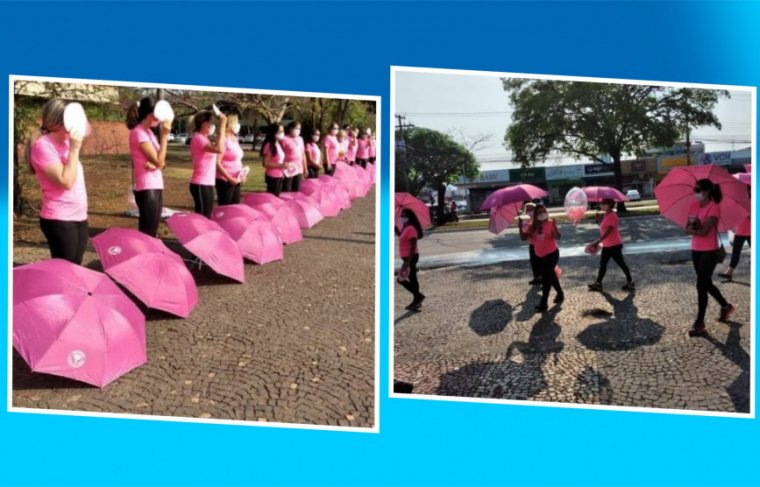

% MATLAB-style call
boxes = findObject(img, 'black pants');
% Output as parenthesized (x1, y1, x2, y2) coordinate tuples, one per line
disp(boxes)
(307, 167, 320, 179)
(323, 165, 335, 176)
(538, 249, 562, 307)
(39, 218, 88, 265)
(356, 158, 368, 169)
(189, 183, 214, 218)
(266, 175, 283, 196)
(692, 250, 729, 324)
(215, 179, 241, 206)
(398, 253, 422, 300)
(287, 174, 303, 192)
(730, 235, 751, 269)
(368, 157, 376, 164)
(528, 244, 540, 279)
(133, 189, 163, 237)
(596, 244, 632, 284)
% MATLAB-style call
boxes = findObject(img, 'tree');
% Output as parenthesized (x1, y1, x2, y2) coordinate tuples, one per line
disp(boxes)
(399, 127, 478, 224)
(502, 79, 728, 209)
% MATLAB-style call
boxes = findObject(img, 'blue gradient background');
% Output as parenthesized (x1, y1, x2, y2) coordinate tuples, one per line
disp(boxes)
(1, 2, 759, 487)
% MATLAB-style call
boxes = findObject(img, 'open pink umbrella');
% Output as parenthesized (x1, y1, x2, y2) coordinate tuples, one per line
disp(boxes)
(366, 163, 377, 185)
(243, 192, 285, 208)
(266, 205, 303, 244)
(333, 162, 358, 199)
(488, 204, 522, 235)
(319, 175, 352, 209)
(91, 228, 198, 318)
(212, 204, 264, 222)
(745, 164, 751, 173)
(307, 188, 342, 217)
(352, 164, 371, 198)
(212, 209, 284, 264)
(284, 197, 324, 228)
(655, 164, 751, 232)
(13, 259, 146, 387)
(582, 186, 629, 203)
(167, 213, 245, 282)
(395, 192, 432, 229)
(734, 172, 751, 185)
(300, 178, 324, 196)
(480, 184, 548, 211)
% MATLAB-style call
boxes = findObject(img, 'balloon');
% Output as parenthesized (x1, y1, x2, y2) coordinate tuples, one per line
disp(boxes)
(63, 102, 88, 139)
(154, 100, 174, 122)
(564, 186, 588, 224)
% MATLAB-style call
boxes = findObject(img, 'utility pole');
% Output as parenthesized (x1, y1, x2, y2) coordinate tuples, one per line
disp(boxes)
(395, 114, 414, 193)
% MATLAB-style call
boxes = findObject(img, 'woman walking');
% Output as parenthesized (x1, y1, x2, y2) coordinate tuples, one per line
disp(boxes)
(685, 179, 735, 336)
(261, 123, 287, 196)
(518, 202, 542, 286)
(305, 128, 322, 179)
(523, 205, 564, 312)
(215, 110, 244, 205)
(397, 208, 425, 311)
(587, 198, 635, 292)
(27, 99, 89, 264)
(190, 110, 227, 218)
(719, 186, 751, 281)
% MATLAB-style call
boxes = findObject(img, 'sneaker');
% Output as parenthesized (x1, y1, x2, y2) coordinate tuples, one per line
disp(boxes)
(529, 277, 542, 286)
(688, 324, 707, 337)
(553, 293, 565, 304)
(588, 282, 603, 292)
(621, 281, 635, 291)
(534, 304, 549, 313)
(717, 272, 733, 279)
(719, 304, 736, 322)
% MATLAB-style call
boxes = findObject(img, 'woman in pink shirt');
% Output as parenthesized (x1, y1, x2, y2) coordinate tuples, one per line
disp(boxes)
(26, 99, 88, 264)
(189, 110, 227, 218)
(719, 185, 751, 281)
(347, 127, 358, 166)
(685, 179, 734, 336)
(518, 202, 541, 285)
(367, 128, 377, 165)
(587, 198, 634, 292)
(397, 208, 425, 311)
(260, 123, 287, 196)
(321, 123, 340, 175)
(281, 121, 306, 192)
(336, 130, 349, 164)
(305, 128, 322, 179)
(127, 97, 170, 236)
(524, 205, 564, 312)
(215, 109, 245, 206)
(355, 131, 371, 169)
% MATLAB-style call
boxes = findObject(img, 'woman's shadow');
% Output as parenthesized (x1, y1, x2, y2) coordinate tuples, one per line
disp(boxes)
(576, 291, 664, 351)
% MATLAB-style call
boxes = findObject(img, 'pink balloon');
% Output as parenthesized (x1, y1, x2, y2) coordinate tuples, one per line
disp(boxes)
(567, 206, 586, 224)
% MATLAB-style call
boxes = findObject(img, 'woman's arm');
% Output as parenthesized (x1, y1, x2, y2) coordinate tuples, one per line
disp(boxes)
(688, 216, 718, 236)
(205, 114, 228, 154)
(42, 136, 82, 190)
(140, 121, 170, 170)
(593, 226, 613, 245)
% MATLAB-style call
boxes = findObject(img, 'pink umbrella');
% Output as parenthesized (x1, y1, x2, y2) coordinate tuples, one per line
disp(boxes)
(284, 197, 324, 228)
(267, 205, 303, 244)
(480, 184, 548, 211)
(167, 213, 245, 282)
(212, 210, 284, 265)
(212, 204, 264, 222)
(306, 188, 342, 217)
(655, 164, 751, 232)
(366, 163, 377, 185)
(582, 186, 629, 203)
(734, 172, 751, 185)
(13, 259, 146, 387)
(319, 175, 352, 209)
(334, 162, 358, 199)
(243, 192, 285, 208)
(352, 165, 371, 197)
(91, 228, 198, 318)
(300, 178, 324, 196)
(395, 192, 432, 229)
(488, 204, 522, 235)
(745, 164, 751, 173)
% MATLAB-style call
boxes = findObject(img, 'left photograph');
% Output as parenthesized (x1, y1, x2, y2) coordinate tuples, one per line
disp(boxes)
(10, 76, 379, 430)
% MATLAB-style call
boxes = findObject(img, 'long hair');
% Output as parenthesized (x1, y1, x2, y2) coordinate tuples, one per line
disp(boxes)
(26, 98, 68, 173)
(401, 208, 424, 240)
(126, 97, 154, 129)
(696, 178, 723, 204)
(285, 120, 300, 135)
(531, 204, 547, 233)
(260, 123, 282, 158)
(192, 110, 214, 133)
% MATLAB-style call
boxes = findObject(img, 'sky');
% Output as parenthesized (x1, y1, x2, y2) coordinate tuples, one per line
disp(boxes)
(394, 70, 753, 172)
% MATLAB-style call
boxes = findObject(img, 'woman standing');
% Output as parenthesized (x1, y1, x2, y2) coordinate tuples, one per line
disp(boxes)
(127, 97, 170, 237)
(305, 129, 322, 179)
(336, 129, 350, 164)
(27, 99, 88, 264)
(281, 121, 306, 192)
(215, 111, 244, 206)
(685, 179, 735, 336)
(322, 123, 340, 175)
(397, 208, 425, 311)
(261, 123, 287, 196)
(190, 110, 227, 218)
(518, 202, 541, 286)
(587, 198, 634, 292)
(355, 131, 370, 169)
(524, 205, 564, 312)
(719, 186, 751, 281)
(367, 128, 377, 165)
(347, 127, 358, 166)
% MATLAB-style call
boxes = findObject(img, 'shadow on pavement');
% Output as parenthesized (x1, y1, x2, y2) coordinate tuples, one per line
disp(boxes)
(394, 309, 420, 325)
(514, 286, 542, 323)
(576, 291, 664, 351)
(468, 299, 513, 336)
(703, 322, 750, 413)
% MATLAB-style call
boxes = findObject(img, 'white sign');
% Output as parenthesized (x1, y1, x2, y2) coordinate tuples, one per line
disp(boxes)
(545, 164, 584, 181)
(700, 151, 732, 165)
(476, 169, 510, 184)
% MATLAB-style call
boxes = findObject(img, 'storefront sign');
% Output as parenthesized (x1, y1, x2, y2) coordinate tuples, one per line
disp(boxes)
(700, 151, 732, 166)
(584, 164, 613, 176)
(509, 167, 546, 182)
(658, 155, 688, 174)
(545, 164, 584, 181)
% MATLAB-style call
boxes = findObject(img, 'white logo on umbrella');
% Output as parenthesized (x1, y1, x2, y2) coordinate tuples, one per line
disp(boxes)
(108, 246, 122, 256)
(216, 211, 225, 218)
(67, 350, 86, 368)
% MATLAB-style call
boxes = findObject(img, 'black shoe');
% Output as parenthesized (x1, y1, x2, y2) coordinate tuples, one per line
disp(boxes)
(535, 304, 549, 313)
(588, 282, 602, 292)
(405, 299, 419, 310)
(688, 324, 707, 337)
(621, 281, 635, 291)
(717, 272, 733, 279)
(719, 304, 735, 322)
(553, 293, 565, 304)
(529, 277, 542, 286)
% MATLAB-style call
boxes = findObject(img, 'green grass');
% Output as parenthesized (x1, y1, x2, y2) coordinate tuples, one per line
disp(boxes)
(165, 145, 266, 192)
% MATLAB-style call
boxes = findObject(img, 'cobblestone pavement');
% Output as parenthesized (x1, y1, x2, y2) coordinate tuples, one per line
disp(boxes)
(13, 188, 375, 428)
(394, 248, 751, 413)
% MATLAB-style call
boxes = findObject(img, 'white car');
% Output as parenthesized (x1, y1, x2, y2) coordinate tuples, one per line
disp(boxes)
(626, 189, 641, 201)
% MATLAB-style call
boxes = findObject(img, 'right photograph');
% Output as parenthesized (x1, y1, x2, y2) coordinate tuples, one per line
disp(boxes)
(391, 66, 754, 415)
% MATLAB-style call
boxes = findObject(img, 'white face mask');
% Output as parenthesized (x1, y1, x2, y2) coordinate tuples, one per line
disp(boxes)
(399, 217, 409, 226)
(312, 136, 319, 142)
(276, 132, 285, 140)
(537, 213, 549, 222)
(330, 128, 338, 135)
(694, 192, 704, 201)
(231, 123, 241, 134)
(292, 129, 301, 137)
(208, 124, 216, 136)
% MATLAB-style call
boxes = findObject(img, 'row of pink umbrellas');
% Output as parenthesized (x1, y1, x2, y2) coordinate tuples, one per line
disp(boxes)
(13, 161, 376, 387)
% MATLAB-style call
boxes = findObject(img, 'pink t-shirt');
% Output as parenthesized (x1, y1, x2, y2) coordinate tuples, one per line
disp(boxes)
(306, 142, 321, 166)
(356, 138, 370, 159)
(532, 220, 558, 257)
(190, 133, 217, 185)
(129, 125, 164, 191)
(281, 135, 304, 176)
(219, 136, 244, 180)
(263, 142, 285, 178)
(521, 218, 536, 246)
(690, 200, 721, 251)
(30, 135, 88, 221)
(736, 215, 751, 237)
(369, 138, 376, 158)
(600, 212, 624, 247)
(348, 137, 358, 162)
(337, 139, 349, 163)
(323, 135, 339, 165)
(398, 225, 419, 258)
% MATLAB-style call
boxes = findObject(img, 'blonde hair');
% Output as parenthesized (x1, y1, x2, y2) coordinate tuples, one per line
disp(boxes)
(226, 114, 239, 133)
(25, 98, 68, 173)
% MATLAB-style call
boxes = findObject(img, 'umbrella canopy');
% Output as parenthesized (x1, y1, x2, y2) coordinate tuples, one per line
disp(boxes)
(582, 186, 629, 203)
(91, 228, 198, 318)
(167, 213, 245, 282)
(488, 204, 523, 235)
(745, 164, 751, 173)
(243, 192, 285, 208)
(307, 188, 342, 217)
(395, 192, 432, 229)
(213, 210, 284, 265)
(366, 163, 376, 185)
(333, 162, 359, 199)
(299, 178, 324, 196)
(267, 205, 303, 244)
(654, 164, 751, 232)
(352, 164, 372, 198)
(13, 259, 146, 387)
(319, 175, 352, 209)
(480, 184, 548, 211)
(211, 204, 264, 222)
(734, 172, 751, 185)
(284, 197, 324, 228)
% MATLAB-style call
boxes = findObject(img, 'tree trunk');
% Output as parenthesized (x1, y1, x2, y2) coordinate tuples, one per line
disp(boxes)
(436, 183, 446, 225)
(612, 154, 627, 212)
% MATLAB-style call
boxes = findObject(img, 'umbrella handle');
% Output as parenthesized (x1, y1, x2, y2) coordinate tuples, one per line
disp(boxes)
(183, 257, 204, 271)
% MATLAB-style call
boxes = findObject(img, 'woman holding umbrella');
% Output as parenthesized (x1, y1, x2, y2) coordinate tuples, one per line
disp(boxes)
(524, 204, 564, 312)
(189, 109, 227, 218)
(397, 208, 425, 311)
(685, 179, 735, 336)
(587, 198, 635, 292)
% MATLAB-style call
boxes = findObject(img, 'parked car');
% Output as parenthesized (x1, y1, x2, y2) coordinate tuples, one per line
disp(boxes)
(174, 133, 188, 144)
(626, 189, 641, 201)
(168, 133, 176, 142)
(241, 133, 255, 144)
